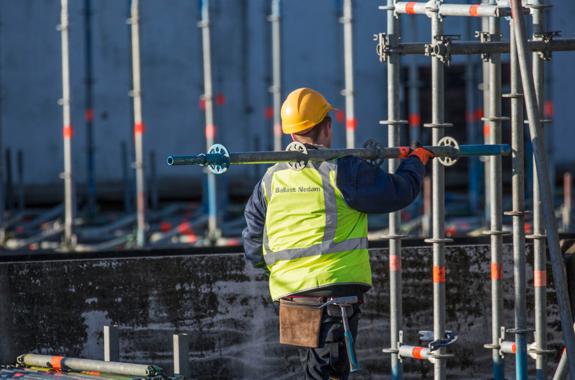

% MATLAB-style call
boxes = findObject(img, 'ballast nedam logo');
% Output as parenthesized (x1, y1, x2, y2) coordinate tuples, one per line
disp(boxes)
(274, 186, 321, 193)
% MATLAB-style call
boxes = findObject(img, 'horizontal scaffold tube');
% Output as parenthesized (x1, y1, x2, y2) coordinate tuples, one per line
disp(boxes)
(167, 144, 510, 167)
(389, 39, 575, 56)
(398, 345, 434, 362)
(395, 2, 509, 17)
(18, 354, 163, 377)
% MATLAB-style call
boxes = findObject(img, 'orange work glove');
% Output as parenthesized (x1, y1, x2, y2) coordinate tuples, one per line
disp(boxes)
(409, 144, 435, 165)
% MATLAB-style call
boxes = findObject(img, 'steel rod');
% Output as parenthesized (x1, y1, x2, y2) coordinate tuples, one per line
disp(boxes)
(509, 21, 528, 380)
(130, 0, 146, 247)
(0, 18, 4, 243)
(430, 4, 447, 379)
(554, 348, 568, 380)
(18, 354, 161, 377)
(487, 3, 505, 377)
(103, 325, 119, 362)
(395, 2, 509, 17)
(173, 333, 191, 378)
(269, 0, 282, 151)
(564, 172, 573, 232)
(167, 144, 510, 167)
(84, 0, 96, 217)
(398, 345, 433, 362)
(60, 0, 76, 249)
(481, 1, 491, 227)
(408, 17, 420, 146)
(510, 1, 575, 378)
(199, 0, 219, 242)
(381, 39, 575, 57)
(387, 0, 402, 377)
(531, 1, 548, 378)
(342, 0, 356, 148)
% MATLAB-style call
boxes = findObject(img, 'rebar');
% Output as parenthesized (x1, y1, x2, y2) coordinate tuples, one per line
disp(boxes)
(84, 0, 96, 217)
(487, 2, 505, 377)
(130, 0, 146, 247)
(387, 0, 402, 376)
(269, 0, 282, 151)
(199, 0, 219, 242)
(342, 0, 355, 148)
(509, 21, 528, 380)
(510, 0, 575, 378)
(430, 4, 447, 378)
(59, 0, 76, 249)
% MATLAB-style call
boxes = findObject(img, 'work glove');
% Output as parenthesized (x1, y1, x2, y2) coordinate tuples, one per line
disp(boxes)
(362, 138, 384, 167)
(409, 142, 435, 165)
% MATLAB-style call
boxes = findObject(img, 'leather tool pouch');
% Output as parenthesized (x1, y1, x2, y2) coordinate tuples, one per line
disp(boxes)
(279, 299, 323, 348)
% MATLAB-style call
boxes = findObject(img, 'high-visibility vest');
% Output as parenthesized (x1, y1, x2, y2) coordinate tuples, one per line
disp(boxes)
(261, 160, 372, 301)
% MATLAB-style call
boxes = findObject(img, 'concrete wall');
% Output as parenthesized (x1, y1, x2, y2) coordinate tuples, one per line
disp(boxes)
(0, 244, 565, 379)
(1, 1, 574, 198)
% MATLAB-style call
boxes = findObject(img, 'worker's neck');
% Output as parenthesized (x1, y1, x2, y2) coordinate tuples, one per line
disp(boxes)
(293, 137, 330, 149)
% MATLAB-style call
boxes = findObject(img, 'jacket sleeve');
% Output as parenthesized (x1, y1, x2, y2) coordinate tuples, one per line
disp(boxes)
(336, 155, 426, 214)
(242, 180, 268, 271)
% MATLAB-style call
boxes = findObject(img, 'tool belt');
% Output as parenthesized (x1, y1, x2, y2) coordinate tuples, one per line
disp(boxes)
(279, 298, 323, 348)
(278, 296, 361, 348)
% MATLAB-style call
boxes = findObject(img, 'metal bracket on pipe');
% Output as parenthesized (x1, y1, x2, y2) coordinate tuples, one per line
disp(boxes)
(206, 144, 230, 174)
(475, 31, 502, 61)
(425, 35, 459, 65)
(374, 33, 391, 62)
(419, 330, 459, 352)
(436, 136, 459, 167)
(534, 31, 561, 60)
(285, 142, 308, 171)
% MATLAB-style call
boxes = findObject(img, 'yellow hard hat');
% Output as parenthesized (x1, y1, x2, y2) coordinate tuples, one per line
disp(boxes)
(281, 88, 333, 134)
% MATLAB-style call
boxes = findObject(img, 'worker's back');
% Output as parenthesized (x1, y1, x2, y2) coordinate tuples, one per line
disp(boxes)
(261, 160, 372, 301)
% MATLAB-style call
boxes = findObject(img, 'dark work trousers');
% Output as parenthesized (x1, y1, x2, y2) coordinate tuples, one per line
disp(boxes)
(298, 304, 361, 380)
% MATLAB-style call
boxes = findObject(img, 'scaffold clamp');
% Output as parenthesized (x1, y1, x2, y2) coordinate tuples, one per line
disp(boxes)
(374, 33, 390, 62)
(285, 142, 308, 171)
(419, 330, 458, 351)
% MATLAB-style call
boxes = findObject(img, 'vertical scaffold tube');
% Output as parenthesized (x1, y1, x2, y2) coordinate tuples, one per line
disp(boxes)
(84, 0, 96, 217)
(564, 172, 573, 232)
(199, 0, 219, 242)
(509, 23, 528, 380)
(487, 1, 504, 378)
(387, 0, 402, 378)
(342, 0, 355, 148)
(510, 0, 575, 377)
(481, 0, 491, 226)
(130, 0, 146, 247)
(60, 0, 76, 249)
(0, 18, 5, 243)
(270, 0, 282, 151)
(408, 16, 420, 146)
(430, 5, 447, 379)
(465, 3, 480, 214)
(531, 1, 548, 378)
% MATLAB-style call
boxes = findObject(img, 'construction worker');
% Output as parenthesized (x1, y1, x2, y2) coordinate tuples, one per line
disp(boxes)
(242, 88, 432, 379)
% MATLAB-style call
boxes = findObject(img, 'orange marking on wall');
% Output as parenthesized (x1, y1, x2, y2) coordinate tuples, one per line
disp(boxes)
(265, 106, 274, 120)
(85, 108, 94, 122)
(409, 113, 421, 126)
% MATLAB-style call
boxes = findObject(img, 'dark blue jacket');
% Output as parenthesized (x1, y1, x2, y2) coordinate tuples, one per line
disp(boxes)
(242, 155, 425, 269)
